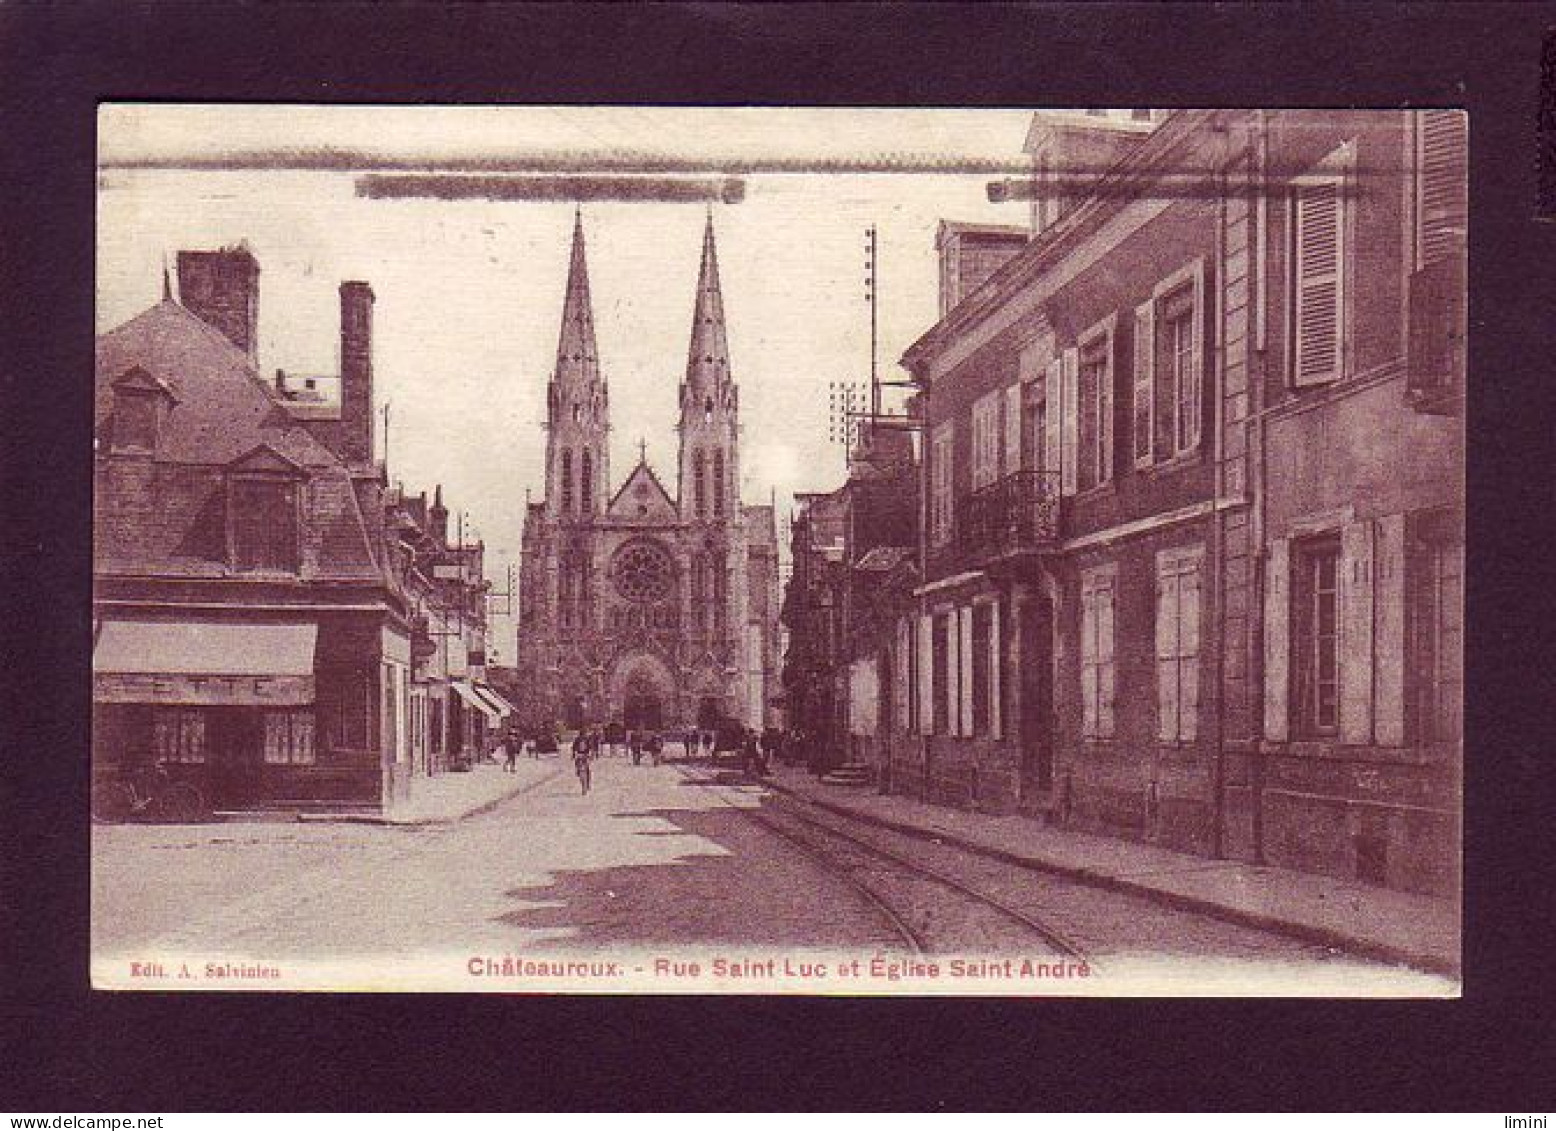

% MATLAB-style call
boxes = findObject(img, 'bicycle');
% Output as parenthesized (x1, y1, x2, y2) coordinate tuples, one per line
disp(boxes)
(92, 761, 209, 823)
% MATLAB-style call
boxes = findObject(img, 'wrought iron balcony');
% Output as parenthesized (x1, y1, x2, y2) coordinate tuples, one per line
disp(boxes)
(955, 469, 1061, 563)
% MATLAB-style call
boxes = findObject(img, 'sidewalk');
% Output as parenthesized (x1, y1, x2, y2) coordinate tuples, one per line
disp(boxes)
(302, 757, 565, 826)
(765, 763, 1461, 979)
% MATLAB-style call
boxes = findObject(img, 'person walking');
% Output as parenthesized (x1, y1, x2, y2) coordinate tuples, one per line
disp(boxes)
(572, 729, 594, 795)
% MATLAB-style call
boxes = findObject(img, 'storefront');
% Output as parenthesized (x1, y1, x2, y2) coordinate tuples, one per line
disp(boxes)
(93, 617, 319, 811)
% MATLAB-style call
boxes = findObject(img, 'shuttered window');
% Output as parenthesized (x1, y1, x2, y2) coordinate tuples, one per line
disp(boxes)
(1292, 148, 1351, 386)
(971, 391, 1002, 490)
(931, 611, 951, 735)
(971, 602, 993, 735)
(1416, 110, 1468, 269)
(1077, 321, 1114, 492)
(1155, 547, 1204, 742)
(1132, 301, 1154, 467)
(1003, 383, 1024, 476)
(1292, 536, 1342, 736)
(1080, 566, 1117, 739)
(1058, 350, 1078, 495)
(930, 423, 955, 546)
(1410, 520, 1463, 745)
(916, 614, 934, 736)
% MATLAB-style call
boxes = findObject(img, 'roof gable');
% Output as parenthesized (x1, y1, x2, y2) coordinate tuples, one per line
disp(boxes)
(95, 299, 336, 469)
(228, 442, 305, 475)
(607, 460, 677, 522)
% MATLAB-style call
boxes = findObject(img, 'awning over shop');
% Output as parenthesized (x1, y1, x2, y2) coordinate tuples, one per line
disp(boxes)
(452, 679, 503, 723)
(93, 618, 318, 706)
(477, 684, 517, 718)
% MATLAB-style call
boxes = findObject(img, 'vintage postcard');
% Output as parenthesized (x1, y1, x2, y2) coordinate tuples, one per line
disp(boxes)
(91, 104, 1463, 995)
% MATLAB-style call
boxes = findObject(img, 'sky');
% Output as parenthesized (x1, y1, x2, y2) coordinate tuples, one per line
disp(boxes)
(96, 105, 1040, 661)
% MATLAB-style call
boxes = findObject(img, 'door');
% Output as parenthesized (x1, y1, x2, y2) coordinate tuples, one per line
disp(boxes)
(624, 694, 662, 732)
(1019, 597, 1054, 791)
(208, 708, 264, 808)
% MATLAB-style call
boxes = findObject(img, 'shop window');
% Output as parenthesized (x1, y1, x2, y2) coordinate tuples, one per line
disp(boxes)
(263, 709, 316, 765)
(154, 709, 207, 764)
(1292, 535, 1342, 737)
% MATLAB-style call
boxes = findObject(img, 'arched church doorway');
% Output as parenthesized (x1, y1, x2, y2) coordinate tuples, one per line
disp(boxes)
(607, 651, 677, 733)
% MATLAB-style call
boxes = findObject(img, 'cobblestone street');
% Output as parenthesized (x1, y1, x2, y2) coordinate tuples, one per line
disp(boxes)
(93, 751, 1449, 994)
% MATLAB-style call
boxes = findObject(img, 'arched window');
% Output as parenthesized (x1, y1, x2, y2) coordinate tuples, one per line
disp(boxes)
(704, 395, 714, 424)
(580, 450, 593, 516)
(694, 451, 707, 518)
(712, 551, 728, 630)
(690, 554, 706, 630)
(559, 449, 573, 515)
(713, 449, 725, 517)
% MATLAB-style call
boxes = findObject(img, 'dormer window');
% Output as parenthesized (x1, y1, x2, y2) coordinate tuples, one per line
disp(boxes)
(110, 366, 175, 453)
(226, 445, 304, 573)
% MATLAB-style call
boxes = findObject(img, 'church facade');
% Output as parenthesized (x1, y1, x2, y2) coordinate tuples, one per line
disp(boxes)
(516, 213, 782, 734)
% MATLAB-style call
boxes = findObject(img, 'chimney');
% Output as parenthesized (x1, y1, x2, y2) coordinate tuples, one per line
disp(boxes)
(177, 246, 260, 362)
(429, 484, 448, 546)
(339, 281, 375, 465)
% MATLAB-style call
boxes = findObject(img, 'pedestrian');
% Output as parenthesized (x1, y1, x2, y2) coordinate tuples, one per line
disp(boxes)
(572, 729, 593, 795)
(503, 728, 519, 773)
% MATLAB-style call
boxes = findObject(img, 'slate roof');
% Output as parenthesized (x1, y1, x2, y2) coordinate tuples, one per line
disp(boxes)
(94, 298, 382, 583)
(95, 299, 337, 469)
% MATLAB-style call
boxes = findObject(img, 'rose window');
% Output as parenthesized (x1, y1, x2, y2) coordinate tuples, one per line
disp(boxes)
(612, 541, 674, 603)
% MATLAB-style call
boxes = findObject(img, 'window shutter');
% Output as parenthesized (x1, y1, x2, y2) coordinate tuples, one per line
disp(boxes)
(958, 605, 975, 738)
(1133, 301, 1154, 467)
(1060, 348, 1079, 495)
(1294, 177, 1345, 386)
(1339, 520, 1375, 744)
(944, 612, 959, 737)
(1264, 538, 1291, 741)
(1004, 383, 1023, 475)
(1187, 257, 1207, 450)
(1180, 564, 1201, 741)
(1080, 590, 1097, 737)
(1156, 571, 1180, 741)
(1044, 357, 1063, 479)
(1097, 584, 1116, 738)
(1418, 110, 1467, 267)
(1099, 329, 1115, 484)
(1373, 514, 1407, 746)
(917, 614, 934, 736)
(989, 601, 1003, 740)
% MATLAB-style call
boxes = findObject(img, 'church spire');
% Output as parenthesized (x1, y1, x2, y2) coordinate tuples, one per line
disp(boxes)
(554, 207, 600, 388)
(685, 211, 731, 390)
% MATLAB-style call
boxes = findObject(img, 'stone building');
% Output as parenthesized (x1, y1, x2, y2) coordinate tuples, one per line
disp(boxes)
(891, 109, 1464, 895)
(92, 248, 414, 814)
(517, 213, 781, 734)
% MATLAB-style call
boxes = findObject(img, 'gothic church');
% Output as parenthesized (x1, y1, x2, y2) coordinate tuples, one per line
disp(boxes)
(517, 212, 781, 733)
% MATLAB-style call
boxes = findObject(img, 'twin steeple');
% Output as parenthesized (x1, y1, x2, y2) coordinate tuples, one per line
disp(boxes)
(543, 208, 738, 525)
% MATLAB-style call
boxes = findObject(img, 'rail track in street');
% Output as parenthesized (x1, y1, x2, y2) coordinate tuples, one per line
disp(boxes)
(677, 762, 1093, 964)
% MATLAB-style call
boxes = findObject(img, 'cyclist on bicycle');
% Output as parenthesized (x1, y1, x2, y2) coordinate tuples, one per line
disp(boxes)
(571, 729, 594, 795)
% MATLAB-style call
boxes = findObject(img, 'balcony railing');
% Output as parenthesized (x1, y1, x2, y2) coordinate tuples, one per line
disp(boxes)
(955, 469, 1061, 562)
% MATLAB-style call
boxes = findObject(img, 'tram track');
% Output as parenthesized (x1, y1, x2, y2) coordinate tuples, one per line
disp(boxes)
(677, 762, 1093, 964)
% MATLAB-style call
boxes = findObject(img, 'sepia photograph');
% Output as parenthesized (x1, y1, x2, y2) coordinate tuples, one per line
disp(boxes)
(89, 103, 1465, 996)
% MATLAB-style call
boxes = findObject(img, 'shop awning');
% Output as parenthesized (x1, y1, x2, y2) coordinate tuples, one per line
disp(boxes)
(452, 680, 503, 723)
(477, 684, 517, 718)
(93, 618, 317, 706)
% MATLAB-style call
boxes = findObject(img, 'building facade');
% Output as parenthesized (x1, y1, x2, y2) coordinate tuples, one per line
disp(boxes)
(517, 214, 782, 735)
(891, 109, 1464, 895)
(92, 245, 503, 815)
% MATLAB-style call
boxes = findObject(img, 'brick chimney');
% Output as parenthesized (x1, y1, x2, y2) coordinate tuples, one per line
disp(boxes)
(339, 281, 375, 465)
(177, 246, 260, 362)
